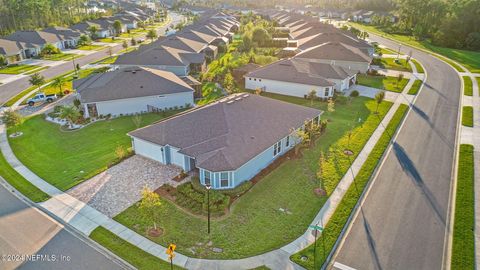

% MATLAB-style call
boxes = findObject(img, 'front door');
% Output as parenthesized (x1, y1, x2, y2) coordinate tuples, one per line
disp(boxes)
(189, 157, 196, 172)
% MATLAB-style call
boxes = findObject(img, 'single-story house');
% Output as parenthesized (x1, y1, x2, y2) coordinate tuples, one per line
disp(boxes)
(114, 44, 206, 76)
(128, 93, 322, 189)
(295, 42, 372, 73)
(0, 39, 25, 64)
(245, 58, 355, 98)
(73, 66, 194, 118)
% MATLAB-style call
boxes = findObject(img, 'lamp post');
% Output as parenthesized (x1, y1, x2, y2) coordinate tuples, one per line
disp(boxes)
(206, 183, 211, 234)
(72, 54, 78, 78)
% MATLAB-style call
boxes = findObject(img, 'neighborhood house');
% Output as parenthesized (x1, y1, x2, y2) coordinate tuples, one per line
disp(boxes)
(73, 66, 194, 118)
(128, 93, 322, 189)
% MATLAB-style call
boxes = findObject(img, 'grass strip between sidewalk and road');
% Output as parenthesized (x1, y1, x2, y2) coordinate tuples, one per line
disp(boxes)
(463, 76, 473, 96)
(290, 104, 409, 269)
(462, 106, 474, 127)
(0, 150, 50, 202)
(90, 227, 184, 270)
(411, 59, 424, 73)
(451, 144, 475, 270)
(407, 79, 423, 95)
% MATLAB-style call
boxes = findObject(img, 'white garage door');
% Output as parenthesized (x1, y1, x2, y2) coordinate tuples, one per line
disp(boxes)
(133, 138, 164, 163)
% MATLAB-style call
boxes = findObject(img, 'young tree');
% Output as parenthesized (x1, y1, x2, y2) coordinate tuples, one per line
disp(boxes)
(146, 29, 158, 41)
(29, 73, 46, 93)
(130, 38, 137, 46)
(375, 91, 385, 114)
(327, 98, 335, 113)
(137, 21, 145, 29)
(51, 77, 66, 95)
(316, 151, 326, 186)
(223, 73, 235, 94)
(59, 105, 80, 128)
(122, 40, 129, 50)
(291, 127, 310, 156)
(113, 20, 122, 36)
(88, 25, 99, 40)
(1, 109, 24, 135)
(138, 186, 162, 230)
(0, 55, 7, 68)
(40, 44, 60, 57)
(77, 35, 92, 47)
(307, 89, 317, 106)
(132, 114, 142, 129)
(397, 73, 404, 88)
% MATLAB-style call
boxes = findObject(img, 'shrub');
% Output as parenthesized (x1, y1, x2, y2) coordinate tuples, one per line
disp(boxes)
(349, 90, 360, 97)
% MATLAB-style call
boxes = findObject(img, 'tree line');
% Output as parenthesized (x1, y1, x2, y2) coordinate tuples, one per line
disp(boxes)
(0, 0, 113, 36)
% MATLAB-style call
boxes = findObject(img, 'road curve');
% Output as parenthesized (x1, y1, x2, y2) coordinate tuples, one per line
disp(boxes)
(331, 34, 461, 270)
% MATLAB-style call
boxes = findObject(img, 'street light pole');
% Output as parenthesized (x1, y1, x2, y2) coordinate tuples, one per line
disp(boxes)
(72, 54, 78, 77)
(206, 184, 211, 234)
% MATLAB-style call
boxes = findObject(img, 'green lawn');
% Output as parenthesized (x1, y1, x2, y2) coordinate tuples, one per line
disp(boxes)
(348, 22, 480, 73)
(24, 66, 49, 75)
(76, 45, 106, 51)
(407, 79, 423, 95)
(0, 149, 50, 202)
(40, 53, 81, 61)
(463, 76, 473, 96)
(357, 74, 409, 93)
(114, 95, 393, 259)
(90, 227, 184, 270)
(411, 59, 424, 73)
(9, 112, 179, 191)
(379, 57, 412, 72)
(0, 64, 42, 74)
(97, 56, 118, 64)
(98, 37, 124, 43)
(462, 106, 474, 127)
(477, 77, 480, 96)
(378, 47, 397, 55)
(291, 104, 409, 269)
(451, 144, 475, 270)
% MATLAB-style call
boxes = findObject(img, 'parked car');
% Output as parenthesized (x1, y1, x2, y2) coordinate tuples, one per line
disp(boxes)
(27, 93, 57, 106)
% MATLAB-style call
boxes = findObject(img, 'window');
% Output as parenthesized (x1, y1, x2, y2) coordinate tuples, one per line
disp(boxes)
(249, 78, 251, 80)
(259, 79, 262, 82)
(254, 78, 257, 81)
(324, 88, 330, 97)
(273, 141, 282, 156)
(285, 136, 290, 147)
(204, 170, 211, 186)
(220, 172, 229, 187)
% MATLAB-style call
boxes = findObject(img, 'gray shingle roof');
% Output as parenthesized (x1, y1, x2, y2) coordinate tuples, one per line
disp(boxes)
(246, 58, 336, 87)
(129, 94, 322, 171)
(74, 66, 194, 103)
(296, 42, 372, 63)
(0, 39, 23, 56)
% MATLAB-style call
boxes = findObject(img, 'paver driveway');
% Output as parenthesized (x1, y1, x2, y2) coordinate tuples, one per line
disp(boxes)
(67, 155, 191, 217)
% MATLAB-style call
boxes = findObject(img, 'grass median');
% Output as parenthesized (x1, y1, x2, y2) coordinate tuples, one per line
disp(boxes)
(462, 106, 473, 127)
(90, 227, 184, 270)
(463, 76, 473, 96)
(407, 79, 423, 95)
(451, 144, 475, 270)
(290, 104, 409, 269)
(411, 59, 424, 73)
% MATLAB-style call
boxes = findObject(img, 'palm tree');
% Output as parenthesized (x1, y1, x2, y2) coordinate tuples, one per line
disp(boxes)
(29, 73, 46, 93)
(51, 77, 66, 95)
(375, 91, 385, 114)
(60, 106, 80, 128)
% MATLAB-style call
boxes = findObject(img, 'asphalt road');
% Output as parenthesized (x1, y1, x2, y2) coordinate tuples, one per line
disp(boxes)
(0, 12, 184, 106)
(0, 182, 129, 270)
(331, 35, 461, 270)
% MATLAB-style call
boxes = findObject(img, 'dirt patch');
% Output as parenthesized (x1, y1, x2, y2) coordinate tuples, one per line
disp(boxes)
(147, 227, 163, 237)
(314, 187, 327, 197)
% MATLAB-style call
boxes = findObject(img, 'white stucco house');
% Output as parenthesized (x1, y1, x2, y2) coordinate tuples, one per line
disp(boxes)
(73, 66, 194, 118)
(245, 58, 357, 98)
